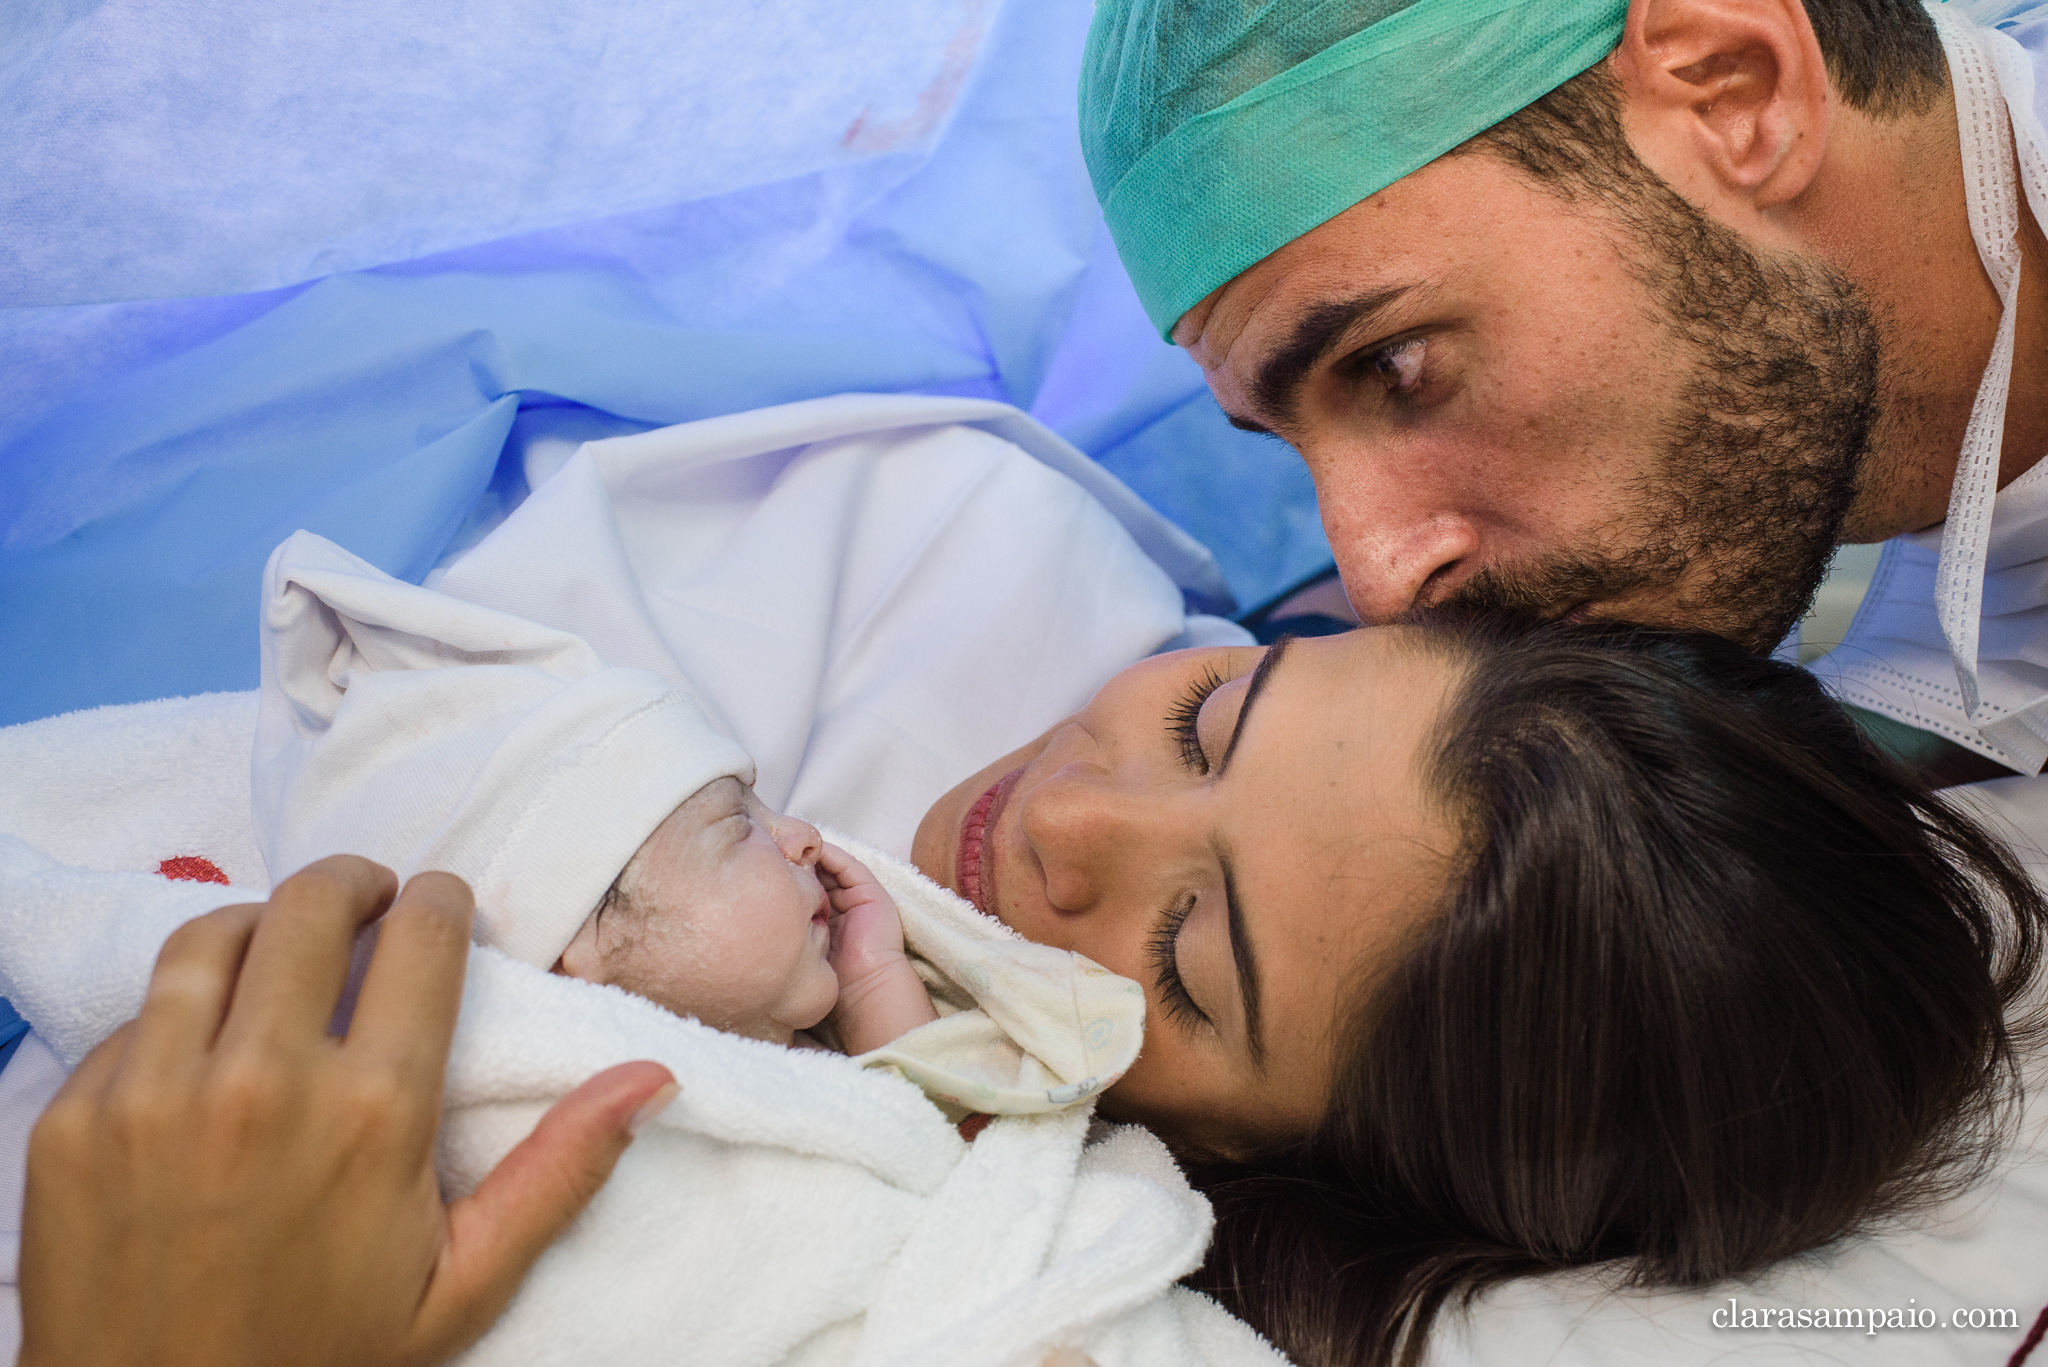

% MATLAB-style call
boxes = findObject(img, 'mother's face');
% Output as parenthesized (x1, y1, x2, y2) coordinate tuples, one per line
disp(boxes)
(912, 629, 1462, 1157)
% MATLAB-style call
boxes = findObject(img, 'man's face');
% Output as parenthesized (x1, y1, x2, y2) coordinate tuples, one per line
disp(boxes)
(1177, 143, 1879, 652)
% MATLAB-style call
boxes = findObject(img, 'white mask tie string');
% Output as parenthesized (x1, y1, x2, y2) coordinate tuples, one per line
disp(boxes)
(1928, 3, 2024, 757)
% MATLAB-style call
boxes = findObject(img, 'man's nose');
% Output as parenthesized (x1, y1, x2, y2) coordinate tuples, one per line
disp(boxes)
(771, 812, 823, 868)
(1325, 508, 1481, 623)
(1017, 761, 1143, 913)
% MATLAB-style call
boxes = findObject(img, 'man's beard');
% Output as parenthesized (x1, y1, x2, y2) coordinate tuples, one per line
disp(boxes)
(1432, 188, 1883, 654)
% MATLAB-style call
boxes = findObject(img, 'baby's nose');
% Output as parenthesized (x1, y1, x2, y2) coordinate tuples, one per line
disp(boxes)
(772, 812, 823, 868)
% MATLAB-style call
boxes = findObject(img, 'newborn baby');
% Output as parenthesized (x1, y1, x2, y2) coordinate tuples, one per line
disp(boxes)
(254, 531, 1139, 1114)
(553, 773, 937, 1053)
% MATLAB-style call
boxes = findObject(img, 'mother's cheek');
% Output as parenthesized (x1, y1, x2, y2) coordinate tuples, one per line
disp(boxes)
(1096, 1038, 1177, 1122)
(910, 788, 963, 890)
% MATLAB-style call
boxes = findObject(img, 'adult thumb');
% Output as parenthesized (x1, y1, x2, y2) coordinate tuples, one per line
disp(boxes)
(412, 1061, 678, 1358)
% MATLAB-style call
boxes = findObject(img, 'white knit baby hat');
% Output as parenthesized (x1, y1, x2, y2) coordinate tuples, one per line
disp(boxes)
(253, 530, 755, 968)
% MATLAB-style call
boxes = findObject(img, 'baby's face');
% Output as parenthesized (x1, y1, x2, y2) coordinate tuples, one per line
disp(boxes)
(555, 776, 838, 1044)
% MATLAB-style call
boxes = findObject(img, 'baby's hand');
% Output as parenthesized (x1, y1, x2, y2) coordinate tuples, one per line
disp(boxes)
(819, 843, 938, 1056)
(819, 843, 903, 979)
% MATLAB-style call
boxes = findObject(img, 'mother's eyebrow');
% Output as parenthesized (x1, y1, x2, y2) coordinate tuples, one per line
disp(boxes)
(1212, 639, 1294, 1065)
(1213, 637, 1293, 1068)
(1218, 634, 1293, 775)
(1234, 286, 1413, 430)
(1218, 848, 1265, 1070)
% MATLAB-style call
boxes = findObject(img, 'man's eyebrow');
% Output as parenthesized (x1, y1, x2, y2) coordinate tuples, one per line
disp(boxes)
(1219, 633, 1293, 776)
(1241, 286, 1413, 430)
(1218, 846, 1266, 1070)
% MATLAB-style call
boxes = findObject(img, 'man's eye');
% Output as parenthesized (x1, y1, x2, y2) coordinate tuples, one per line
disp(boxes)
(1368, 337, 1425, 392)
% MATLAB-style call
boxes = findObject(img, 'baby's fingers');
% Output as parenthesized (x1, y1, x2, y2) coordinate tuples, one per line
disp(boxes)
(830, 900, 908, 972)
(826, 880, 873, 915)
(816, 843, 879, 890)
(820, 844, 890, 909)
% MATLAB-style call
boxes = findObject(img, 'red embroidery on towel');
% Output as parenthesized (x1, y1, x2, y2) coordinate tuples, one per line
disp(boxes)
(157, 856, 229, 886)
(955, 1113, 993, 1143)
(2009, 1304, 2048, 1367)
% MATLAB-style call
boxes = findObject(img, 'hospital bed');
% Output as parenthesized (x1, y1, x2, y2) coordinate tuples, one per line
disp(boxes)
(1, 2, 2043, 1363)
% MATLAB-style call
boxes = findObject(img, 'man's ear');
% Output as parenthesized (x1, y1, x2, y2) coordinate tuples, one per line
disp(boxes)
(1610, 0, 1831, 213)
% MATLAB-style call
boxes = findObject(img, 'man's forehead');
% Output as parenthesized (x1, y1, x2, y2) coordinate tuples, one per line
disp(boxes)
(1174, 191, 1439, 417)
(1172, 143, 1557, 411)
(1078, 0, 1626, 338)
(1173, 274, 1270, 383)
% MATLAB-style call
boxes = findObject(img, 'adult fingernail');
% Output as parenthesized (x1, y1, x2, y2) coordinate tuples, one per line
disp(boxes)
(628, 1081, 680, 1134)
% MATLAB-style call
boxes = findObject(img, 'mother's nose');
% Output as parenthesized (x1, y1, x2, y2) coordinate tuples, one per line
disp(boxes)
(1018, 761, 1143, 913)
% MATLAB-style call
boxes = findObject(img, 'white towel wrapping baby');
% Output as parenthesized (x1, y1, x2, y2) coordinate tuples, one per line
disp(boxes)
(0, 535, 1280, 1366)
(0, 834, 1276, 1367)
(824, 830, 1149, 1120)
(254, 531, 1144, 1119)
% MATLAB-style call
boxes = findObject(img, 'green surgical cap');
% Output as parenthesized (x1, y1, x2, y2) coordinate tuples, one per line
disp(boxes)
(1081, 0, 1629, 337)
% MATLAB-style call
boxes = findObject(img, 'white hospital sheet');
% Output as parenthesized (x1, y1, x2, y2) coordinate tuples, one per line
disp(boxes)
(2, 0, 989, 305)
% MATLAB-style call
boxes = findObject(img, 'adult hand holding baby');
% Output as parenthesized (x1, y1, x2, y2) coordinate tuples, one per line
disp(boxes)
(18, 855, 676, 1367)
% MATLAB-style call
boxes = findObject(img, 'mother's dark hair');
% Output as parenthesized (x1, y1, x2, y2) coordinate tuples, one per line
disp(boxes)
(1188, 619, 2046, 1367)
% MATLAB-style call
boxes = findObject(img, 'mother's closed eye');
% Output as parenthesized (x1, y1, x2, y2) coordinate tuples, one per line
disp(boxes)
(912, 627, 1455, 1156)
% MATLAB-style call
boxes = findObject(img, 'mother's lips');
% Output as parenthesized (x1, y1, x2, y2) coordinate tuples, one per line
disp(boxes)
(955, 767, 1022, 917)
